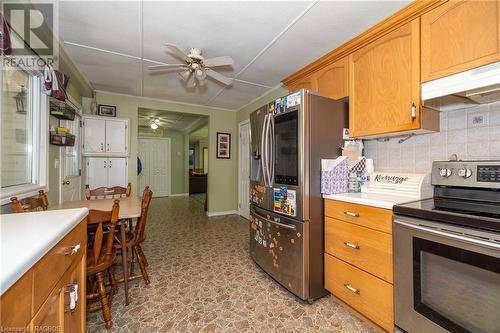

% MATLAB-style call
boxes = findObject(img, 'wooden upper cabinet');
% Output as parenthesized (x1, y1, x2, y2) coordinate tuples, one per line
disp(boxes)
(313, 57, 348, 100)
(349, 18, 422, 138)
(421, 0, 500, 82)
(288, 75, 313, 93)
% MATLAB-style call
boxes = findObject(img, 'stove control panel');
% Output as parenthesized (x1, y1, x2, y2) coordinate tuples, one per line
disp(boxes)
(432, 160, 500, 189)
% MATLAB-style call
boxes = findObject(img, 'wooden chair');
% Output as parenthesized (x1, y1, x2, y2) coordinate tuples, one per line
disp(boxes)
(10, 190, 48, 213)
(85, 183, 131, 200)
(86, 200, 120, 329)
(115, 186, 153, 285)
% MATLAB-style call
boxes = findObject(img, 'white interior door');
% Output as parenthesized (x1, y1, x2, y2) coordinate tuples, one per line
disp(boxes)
(105, 119, 127, 154)
(84, 118, 105, 153)
(60, 114, 82, 203)
(86, 157, 107, 189)
(107, 158, 128, 187)
(138, 138, 171, 197)
(239, 121, 250, 220)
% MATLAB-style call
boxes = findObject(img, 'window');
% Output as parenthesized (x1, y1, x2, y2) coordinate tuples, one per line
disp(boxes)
(1, 65, 48, 204)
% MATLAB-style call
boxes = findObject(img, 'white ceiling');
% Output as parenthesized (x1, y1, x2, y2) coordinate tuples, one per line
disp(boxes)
(58, 1, 409, 111)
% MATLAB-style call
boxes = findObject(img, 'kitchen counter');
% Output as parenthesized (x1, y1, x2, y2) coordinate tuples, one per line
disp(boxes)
(323, 192, 419, 210)
(0, 208, 88, 295)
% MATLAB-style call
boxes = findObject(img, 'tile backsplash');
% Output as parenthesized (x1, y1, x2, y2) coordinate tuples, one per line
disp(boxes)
(364, 101, 500, 175)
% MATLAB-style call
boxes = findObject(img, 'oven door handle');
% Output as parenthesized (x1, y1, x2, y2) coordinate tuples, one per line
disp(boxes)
(252, 211, 297, 231)
(395, 219, 500, 250)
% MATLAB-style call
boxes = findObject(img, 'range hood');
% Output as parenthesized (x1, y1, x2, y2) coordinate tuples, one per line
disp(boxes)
(422, 61, 500, 111)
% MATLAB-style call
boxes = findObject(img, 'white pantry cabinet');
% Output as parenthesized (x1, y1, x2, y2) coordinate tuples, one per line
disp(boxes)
(86, 157, 128, 189)
(83, 116, 129, 156)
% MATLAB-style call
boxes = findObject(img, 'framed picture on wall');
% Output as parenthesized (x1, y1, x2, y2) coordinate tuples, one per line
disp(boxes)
(216, 132, 231, 159)
(97, 104, 116, 117)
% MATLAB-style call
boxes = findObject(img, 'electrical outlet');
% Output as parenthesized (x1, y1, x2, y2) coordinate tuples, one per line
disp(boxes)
(469, 112, 488, 127)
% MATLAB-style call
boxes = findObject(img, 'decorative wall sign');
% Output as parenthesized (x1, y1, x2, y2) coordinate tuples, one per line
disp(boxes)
(97, 104, 116, 117)
(216, 132, 231, 159)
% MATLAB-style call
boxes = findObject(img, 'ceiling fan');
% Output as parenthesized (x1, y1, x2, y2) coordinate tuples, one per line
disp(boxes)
(148, 43, 234, 88)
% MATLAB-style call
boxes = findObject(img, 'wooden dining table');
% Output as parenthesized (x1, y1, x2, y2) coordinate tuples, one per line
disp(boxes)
(52, 196, 142, 306)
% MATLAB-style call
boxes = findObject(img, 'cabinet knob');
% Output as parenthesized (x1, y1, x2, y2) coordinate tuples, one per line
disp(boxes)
(62, 180, 70, 185)
(65, 244, 81, 256)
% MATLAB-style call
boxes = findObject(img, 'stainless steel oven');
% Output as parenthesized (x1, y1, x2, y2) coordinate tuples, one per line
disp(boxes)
(394, 160, 500, 333)
(394, 216, 500, 333)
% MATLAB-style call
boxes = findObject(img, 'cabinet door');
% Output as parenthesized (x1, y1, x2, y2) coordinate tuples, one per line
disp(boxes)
(107, 158, 127, 187)
(30, 286, 64, 332)
(313, 57, 348, 100)
(105, 119, 127, 154)
(421, 0, 500, 82)
(83, 118, 105, 153)
(86, 158, 108, 189)
(349, 19, 420, 137)
(288, 75, 314, 93)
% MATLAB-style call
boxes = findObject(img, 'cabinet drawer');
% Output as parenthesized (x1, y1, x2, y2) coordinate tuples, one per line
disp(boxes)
(325, 254, 393, 332)
(325, 217, 393, 283)
(33, 221, 86, 312)
(325, 200, 392, 234)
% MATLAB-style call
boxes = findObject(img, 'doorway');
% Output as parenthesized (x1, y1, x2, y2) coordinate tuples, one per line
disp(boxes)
(59, 99, 82, 203)
(138, 138, 171, 197)
(238, 120, 250, 220)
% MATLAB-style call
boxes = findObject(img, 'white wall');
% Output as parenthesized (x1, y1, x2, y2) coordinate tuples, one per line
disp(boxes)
(365, 101, 500, 174)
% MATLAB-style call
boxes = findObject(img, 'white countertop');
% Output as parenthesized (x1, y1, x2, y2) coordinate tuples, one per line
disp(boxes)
(0, 208, 88, 296)
(323, 192, 420, 209)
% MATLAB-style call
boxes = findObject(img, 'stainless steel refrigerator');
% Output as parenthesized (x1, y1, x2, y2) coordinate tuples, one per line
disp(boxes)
(249, 89, 348, 302)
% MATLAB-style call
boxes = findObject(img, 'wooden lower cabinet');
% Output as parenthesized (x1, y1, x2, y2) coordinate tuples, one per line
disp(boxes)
(0, 219, 87, 332)
(324, 199, 394, 332)
(325, 254, 393, 332)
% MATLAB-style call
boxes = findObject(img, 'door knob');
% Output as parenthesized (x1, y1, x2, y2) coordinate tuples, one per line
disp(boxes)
(63, 180, 70, 185)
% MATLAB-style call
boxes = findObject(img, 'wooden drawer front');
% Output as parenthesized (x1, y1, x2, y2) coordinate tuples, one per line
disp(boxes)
(33, 221, 86, 312)
(0, 270, 33, 328)
(325, 217, 393, 283)
(325, 200, 392, 234)
(325, 254, 393, 332)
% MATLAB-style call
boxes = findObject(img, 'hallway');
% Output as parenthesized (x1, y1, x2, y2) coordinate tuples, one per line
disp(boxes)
(87, 195, 376, 332)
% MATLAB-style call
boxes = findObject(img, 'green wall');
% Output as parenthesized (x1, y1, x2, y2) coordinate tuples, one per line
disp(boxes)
(95, 91, 238, 214)
(236, 86, 288, 123)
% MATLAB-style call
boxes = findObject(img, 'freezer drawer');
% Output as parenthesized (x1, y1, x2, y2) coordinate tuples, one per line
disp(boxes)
(250, 206, 309, 300)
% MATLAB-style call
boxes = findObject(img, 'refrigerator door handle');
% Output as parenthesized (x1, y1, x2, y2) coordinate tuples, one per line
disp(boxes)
(253, 211, 297, 231)
(261, 114, 269, 187)
(269, 115, 275, 185)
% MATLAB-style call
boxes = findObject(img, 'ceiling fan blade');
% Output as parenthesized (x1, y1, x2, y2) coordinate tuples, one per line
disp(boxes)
(203, 56, 234, 67)
(164, 43, 191, 62)
(206, 69, 233, 86)
(148, 64, 186, 70)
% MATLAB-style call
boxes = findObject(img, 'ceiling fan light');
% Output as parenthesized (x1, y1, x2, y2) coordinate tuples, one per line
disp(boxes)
(150, 122, 159, 130)
(194, 68, 206, 81)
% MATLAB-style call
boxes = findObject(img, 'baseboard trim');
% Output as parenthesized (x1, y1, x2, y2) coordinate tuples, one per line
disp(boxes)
(169, 193, 189, 197)
(207, 210, 239, 217)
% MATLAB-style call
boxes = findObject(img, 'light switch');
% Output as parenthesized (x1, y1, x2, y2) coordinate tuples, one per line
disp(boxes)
(54, 159, 59, 169)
